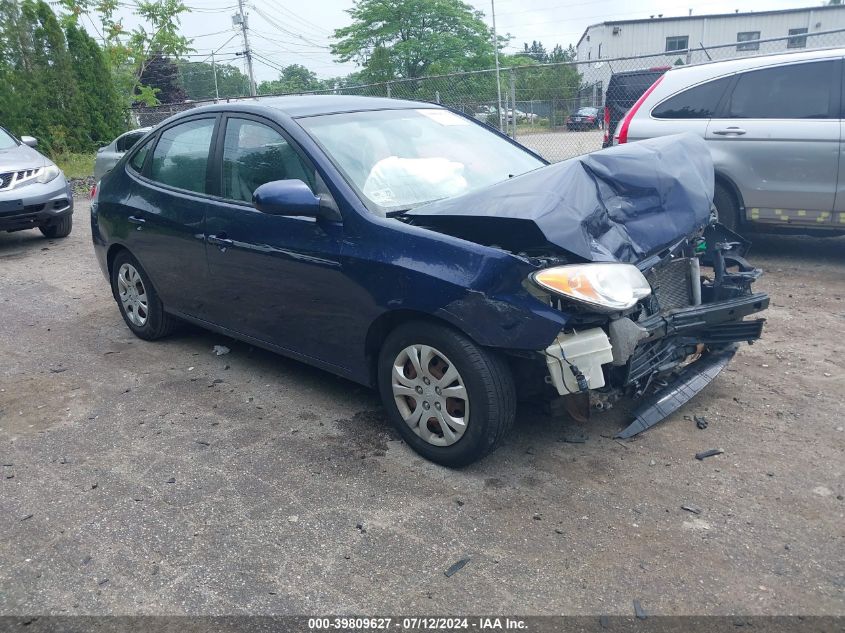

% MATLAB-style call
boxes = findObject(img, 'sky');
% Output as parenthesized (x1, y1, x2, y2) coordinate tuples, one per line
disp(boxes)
(79, 0, 828, 82)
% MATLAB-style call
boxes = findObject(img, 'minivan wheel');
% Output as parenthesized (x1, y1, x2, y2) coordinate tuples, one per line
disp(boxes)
(39, 215, 72, 239)
(110, 251, 176, 340)
(378, 321, 516, 467)
(713, 182, 739, 232)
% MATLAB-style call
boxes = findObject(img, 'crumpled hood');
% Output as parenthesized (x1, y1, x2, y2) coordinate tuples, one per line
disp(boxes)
(406, 133, 714, 263)
(0, 143, 48, 172)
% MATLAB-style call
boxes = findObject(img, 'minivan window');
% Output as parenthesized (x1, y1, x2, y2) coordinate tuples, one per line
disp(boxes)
(652, 77, 730, 119)
(129, 137, 153, 173)
(222, 118, 314, 203)
(727, 61, 835, 119)
(149, 118, 215, 193)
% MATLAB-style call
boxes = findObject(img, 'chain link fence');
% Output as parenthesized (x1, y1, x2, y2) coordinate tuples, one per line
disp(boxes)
(132, 28, 845, 163)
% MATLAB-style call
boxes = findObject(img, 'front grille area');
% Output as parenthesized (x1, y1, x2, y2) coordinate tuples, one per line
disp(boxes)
(0, 172, 12, 190)
(645, 257, 693, 312)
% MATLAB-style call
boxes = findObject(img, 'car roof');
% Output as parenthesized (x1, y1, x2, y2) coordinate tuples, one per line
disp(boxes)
(180, 95, 440, 119)
(644, 47, 845, 103)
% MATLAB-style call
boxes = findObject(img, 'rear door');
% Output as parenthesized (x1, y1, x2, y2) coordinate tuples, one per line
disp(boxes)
(705, 59, 841, 226)
(125, 115, 217, 316)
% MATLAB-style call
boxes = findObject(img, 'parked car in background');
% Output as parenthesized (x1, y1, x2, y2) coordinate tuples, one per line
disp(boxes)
(613, 48, 844, 235)
(602, 67, 670, 147)
(91, 96, 767, 467)
(566, 106, 601, 131)
(94, 127, 152, 181)
(0, 126, 73, 238)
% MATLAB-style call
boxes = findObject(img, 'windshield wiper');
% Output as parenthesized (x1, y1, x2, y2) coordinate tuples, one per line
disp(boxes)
(386, 208, 411, 217)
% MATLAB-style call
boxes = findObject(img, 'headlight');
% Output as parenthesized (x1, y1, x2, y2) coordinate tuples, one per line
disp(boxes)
(36, 163, 61, 184)
(532, 263, 651, 312)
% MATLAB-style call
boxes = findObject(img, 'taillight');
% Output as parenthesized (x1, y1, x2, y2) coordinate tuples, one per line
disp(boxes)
(89, 183, 97, 199)
(587, 116, 595, 121)
(603, 106, 610, 143)
(616, 74, 665, 144)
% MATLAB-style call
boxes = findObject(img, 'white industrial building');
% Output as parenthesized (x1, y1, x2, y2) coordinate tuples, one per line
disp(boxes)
(575, 5, 845, 92)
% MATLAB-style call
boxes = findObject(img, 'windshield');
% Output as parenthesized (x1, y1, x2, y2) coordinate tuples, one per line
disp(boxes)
(576, 107, 598, 115)
(0, 127, 18, 149)
(298, 108, 544, 214)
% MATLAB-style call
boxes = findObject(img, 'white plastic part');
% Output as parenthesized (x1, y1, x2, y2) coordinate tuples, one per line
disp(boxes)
(545, 328, 614, 396)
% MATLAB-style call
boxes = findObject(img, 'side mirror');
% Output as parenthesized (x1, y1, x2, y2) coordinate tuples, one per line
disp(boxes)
(253, 179, 340, 221)
(20, 136, 37, 148)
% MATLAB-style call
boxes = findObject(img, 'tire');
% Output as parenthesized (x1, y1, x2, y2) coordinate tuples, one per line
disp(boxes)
(39, 215, 72, 238)
(713, 182, 740, 232)
(377, 321, 516, 467)
(110, 250, 176, 340)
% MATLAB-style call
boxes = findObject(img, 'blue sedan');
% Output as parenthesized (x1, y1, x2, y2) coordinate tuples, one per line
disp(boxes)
(91, 96, 767, 466)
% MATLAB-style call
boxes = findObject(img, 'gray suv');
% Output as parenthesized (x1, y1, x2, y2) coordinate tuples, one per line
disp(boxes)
(0, 126, 73, 238)
(614, 48, 843, 234)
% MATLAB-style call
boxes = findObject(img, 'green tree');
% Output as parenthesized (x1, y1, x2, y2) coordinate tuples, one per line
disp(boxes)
(65, 23, 125, 145)
(0, 0, 88, 152)
(58, 0, 193, 106)
(257, 64, 325, 95)
(138, 53, 186, 103)
(178, 61, 249, 100)
(332, 0, 497, 80)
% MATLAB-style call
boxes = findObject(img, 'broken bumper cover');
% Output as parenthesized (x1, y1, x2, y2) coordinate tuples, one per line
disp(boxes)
(544, 291, 769, 436)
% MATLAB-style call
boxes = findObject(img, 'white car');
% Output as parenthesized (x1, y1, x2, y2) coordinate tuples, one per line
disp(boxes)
(613, 48, 844, 234)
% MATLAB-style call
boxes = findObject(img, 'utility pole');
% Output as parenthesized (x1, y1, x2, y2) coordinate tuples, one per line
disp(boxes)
(211, 51, 220, 101)
(234, 0, 256, 96)
(491, 0, 503, 131)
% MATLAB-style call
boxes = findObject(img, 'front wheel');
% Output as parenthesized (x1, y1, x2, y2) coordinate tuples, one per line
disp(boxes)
(377, 321, 516, 467)
(39, 215, 72, 238)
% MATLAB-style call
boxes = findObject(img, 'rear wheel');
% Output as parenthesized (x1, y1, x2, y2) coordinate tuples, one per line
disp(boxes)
(110, 250, 176, 340)
(713, 182, 740, 232)
(378, 321, 516, 467)
(39, 215, 72, 238)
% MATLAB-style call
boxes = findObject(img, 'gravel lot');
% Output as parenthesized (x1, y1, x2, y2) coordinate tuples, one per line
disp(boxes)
(1, 197, 843, 616)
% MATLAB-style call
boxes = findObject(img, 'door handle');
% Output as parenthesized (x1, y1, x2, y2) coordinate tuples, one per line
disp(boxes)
(207, 233, 234, 247)
(127, 215, 146, 224)
(712, 127, 746, 136)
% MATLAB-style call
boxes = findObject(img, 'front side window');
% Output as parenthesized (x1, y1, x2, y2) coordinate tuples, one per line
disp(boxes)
(652, 77, 730, 119)
(727, 61, 835, 119)
(0, 127, 17, 149)
(737, 31, 761, 51)
(665, 36, 688, 52)
(222, 118, 314, 203)
(298, 108, 544, 214)
(128, 137, 153, 173)
(149, 118, 215, 193)
(788, 27, 808, 48)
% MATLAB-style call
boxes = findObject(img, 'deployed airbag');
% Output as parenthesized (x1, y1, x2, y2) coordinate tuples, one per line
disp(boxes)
(407, 134, 714, 263)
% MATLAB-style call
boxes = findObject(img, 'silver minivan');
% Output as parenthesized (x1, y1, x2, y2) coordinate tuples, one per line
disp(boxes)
(615, 48, 843, 234)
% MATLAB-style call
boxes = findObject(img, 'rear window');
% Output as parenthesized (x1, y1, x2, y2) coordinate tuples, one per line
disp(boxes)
(652, 77, 730, 119)
(726, 60, 836, 119)
(607, 72, 664, 106)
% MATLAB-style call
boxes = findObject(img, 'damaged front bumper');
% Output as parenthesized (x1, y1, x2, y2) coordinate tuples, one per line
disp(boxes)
(541, 226, 769, 437)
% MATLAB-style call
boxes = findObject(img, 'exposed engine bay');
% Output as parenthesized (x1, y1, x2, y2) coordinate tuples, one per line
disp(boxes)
(404, 134, 768, 437)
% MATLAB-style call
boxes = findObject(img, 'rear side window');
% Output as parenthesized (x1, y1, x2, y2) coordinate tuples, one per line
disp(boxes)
(652, 77, 730, 119)
(128, 137, 152, 173)
(221, 118, 314, 203)
(117, 131, 144, 152)
(149, 118, 215, 193)
(726, 61, 836, 119)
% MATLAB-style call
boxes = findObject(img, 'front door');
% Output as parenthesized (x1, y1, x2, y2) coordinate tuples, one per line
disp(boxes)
(705, 59, 841, 226)
(203, 115, 350, 368)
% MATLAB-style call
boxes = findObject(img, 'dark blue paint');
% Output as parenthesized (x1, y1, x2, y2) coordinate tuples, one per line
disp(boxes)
(91, 97, 571, 386)
(253, 179, 321, 216)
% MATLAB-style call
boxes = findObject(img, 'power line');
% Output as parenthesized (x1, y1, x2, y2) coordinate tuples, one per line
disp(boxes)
(251, 5, 331, 49)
